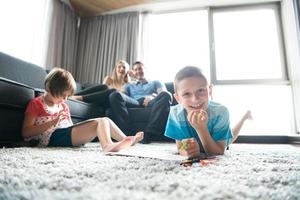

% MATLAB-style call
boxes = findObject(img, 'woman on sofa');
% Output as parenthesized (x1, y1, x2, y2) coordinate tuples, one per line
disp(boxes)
(71, 60, 132, 106)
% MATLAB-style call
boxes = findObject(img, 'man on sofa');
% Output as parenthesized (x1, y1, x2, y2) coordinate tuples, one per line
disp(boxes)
(109, 61, 172, 143)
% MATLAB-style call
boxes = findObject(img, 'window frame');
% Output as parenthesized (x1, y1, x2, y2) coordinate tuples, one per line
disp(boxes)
(208, 3, 289, 85)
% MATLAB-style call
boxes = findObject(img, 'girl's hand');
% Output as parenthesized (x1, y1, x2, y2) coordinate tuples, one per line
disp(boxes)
(52, 111, 68, 127)
(179, 138, 200, 158)
(188, 109, 208, 131)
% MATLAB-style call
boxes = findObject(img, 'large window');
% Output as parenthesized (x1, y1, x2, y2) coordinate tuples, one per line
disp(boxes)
(210, 4, 294, 135)
(144, 3, 295, 135)
(144, 10, 210, 82)
(0, 0, 51, 66)
(211, 4, 287, 84)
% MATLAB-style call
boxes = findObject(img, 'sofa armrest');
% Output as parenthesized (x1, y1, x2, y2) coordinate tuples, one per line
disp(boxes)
(34, 88, 45, 97)
(0, 77, 35, 144)
(0, 77, 34, 109)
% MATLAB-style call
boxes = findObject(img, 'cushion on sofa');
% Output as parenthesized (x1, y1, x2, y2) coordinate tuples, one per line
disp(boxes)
(67, 99, 105, 123)
(0, 52, 47, 90)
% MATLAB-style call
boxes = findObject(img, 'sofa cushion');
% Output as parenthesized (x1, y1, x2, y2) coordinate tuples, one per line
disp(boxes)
(67, 99, 105, 123)
(0, 52, 47, 89)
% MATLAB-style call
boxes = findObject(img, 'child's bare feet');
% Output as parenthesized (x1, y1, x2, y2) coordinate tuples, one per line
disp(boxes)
(103, 137, 134, 153)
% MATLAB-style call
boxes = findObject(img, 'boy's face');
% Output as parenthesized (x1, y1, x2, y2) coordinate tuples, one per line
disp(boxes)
(174, 76, 212, 113)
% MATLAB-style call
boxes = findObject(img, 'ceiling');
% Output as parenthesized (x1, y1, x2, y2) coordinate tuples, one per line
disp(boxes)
(67, 0, 162, 16)
(63, 0, 267, 17)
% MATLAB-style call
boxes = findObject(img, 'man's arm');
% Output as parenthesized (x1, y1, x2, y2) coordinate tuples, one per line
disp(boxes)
(156, 81, 167, 94)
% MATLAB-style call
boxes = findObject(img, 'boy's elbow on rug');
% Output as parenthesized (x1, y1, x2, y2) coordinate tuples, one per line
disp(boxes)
(207, 148, 225, 156)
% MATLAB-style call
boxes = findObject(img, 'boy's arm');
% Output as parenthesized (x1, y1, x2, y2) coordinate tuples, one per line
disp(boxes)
(176, 140, 185, 155)
(196, 128, 226, 156)
(188, 110, 226, 156)
(176, 139, 200, 158)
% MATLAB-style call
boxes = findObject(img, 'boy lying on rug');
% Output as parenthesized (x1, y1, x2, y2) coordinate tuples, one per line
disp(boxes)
(22, 68, 143, 152)
(164, 66, 251, 157)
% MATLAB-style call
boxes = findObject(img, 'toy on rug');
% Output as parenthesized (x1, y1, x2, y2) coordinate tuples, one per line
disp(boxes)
(180, 155, 218, 167)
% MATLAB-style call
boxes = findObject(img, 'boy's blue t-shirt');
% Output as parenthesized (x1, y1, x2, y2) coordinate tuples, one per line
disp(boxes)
(164, 101, 233, 148)
(124, 80, 165, 100)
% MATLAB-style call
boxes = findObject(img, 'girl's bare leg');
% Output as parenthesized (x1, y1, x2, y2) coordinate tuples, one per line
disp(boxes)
(95, 118, 136, 152)
(106, 117, 128, 141)
(71, 120, 103, 146)
(106, 117, 144, 145)
(231, 110, 253, 143)
(71, 118, 144, 152)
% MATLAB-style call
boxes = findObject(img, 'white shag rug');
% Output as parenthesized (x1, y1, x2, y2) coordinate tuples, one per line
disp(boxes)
(0, 143, 300, 200)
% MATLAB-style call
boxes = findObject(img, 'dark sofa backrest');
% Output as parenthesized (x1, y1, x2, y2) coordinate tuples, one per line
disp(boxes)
(0, 52, 47, 89)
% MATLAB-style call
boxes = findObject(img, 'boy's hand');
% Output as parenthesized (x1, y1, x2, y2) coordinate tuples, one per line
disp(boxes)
(188, 109, 208, 131)
(179, 138, 200, 159)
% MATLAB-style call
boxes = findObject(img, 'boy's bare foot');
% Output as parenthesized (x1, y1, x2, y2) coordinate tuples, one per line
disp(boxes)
(132, 131, 144, 145)
(103, 137, 134, 153)
(243, 110, 253, 121)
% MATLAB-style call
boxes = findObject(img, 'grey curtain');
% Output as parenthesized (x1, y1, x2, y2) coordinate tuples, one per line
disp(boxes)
(75, 12, 140, 84)
(46, 0, 78, 75)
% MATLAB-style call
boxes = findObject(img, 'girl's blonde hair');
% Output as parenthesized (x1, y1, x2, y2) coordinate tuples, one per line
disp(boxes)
(111, 60, 130, 85)
(45, 68, 76, 97)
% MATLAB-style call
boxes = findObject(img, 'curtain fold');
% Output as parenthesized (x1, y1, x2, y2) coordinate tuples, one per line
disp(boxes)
(45, 0, 78, 75)
(76, 12, 140, 84)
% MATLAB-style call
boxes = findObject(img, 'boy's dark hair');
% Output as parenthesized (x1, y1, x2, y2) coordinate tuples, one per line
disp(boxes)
(174, 66, 208, 92)
(45, 68, 76, 98)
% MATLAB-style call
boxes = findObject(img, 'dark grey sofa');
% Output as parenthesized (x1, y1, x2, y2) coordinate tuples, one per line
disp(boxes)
(0, 52, 105, 146)
(0, 52, 177, 146)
